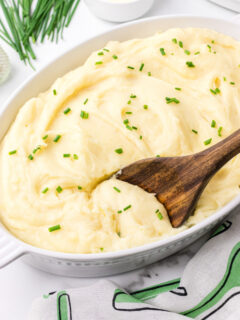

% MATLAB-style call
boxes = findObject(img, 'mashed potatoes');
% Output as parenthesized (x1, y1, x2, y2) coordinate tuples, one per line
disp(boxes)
(1, 28, 240, 253)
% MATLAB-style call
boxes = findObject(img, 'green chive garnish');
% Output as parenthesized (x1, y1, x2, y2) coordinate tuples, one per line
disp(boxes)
(113, 186, 121, 193)
(156, 209, 163, 220)
(84, 98, 88, 105)
(78, 186, 82, 190)
(175, 87, 181, 91)
(28, 154, 34, 160)
(117, 210, 122, 214)
(73, 154, 79, 160)
(207, 44, 212, 52)
(53, 89, 57, 95)
(192, 129, 198, 134)
(127, 100, 131, 105)
(204, 138, 212, 145)
(63, 107, 71, 114)
(186, 61, 195, 68)
(130, 94, 137, 99)
(184, 50, 190, 55)
(95, 61, 103, 65)
(100, 247, 104, 251)
(211, 120, 216, 128)
(179, 41, 183, 48)
(53, 135, 61, 143)
(139, 135, 143, 140)
(48, 224, 61, 232)
(139, 63, 144, 71)
(126, 125, 132, 131)
(156, 155, 160, 157)
(165, 97, 180, 104)
(63, 154, 71, 158)
(42, 187, 49, 194)
(112, 55, 118, 59)
(9, 150, 17, 155)
(172, 38, 177, 44)
(42, 135, 48, 140)
(115, 148, 123, 154)
(98, 51, 104, 56)
(127, 66, 135, 70)
(212, 40, 215, 44)
(230, 82, 235, 85)
(160, 48, 166, 56)
(148, 72, 152, 76)
(123, 204, 131, 211)
(223, 77, 227, 81)
(123, 119, 129, 125)
(132, 126, 138, 130)
(117, 232, 121, 237)
(126, 111, 132, 114)
(80, 111, 89, 119)
(194, 51, 200, 55)
(143, 104, 148, 109)
(103, 48, 109, 52)
(56, 186, 62, 193)
(33, 146, 41, 154)
(218, 126, 223, 137)
(210, 88, 221, 95)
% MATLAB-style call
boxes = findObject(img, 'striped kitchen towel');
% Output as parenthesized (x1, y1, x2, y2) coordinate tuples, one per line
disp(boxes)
(29, 212, 240, 320)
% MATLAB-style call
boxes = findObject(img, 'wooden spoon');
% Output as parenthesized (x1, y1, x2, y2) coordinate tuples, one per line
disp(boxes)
(116, 129, 240, 228)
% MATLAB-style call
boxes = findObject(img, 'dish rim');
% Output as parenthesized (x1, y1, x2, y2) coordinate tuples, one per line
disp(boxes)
(1, 13, 240, 261)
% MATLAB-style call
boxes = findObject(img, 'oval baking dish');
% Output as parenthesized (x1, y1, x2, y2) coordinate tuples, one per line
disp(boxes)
(1, 15, 240, 277)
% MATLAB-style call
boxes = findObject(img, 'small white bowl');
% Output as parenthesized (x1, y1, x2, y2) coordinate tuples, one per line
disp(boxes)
(84, 0, 155, 22)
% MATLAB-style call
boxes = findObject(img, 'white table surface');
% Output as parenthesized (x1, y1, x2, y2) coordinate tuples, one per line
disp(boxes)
(0, 1, 238, 319)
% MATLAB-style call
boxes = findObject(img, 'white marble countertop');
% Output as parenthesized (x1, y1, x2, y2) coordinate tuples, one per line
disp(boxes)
(0, 1, 237, 319)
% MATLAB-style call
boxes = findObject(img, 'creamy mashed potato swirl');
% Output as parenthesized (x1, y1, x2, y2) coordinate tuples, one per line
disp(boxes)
(1, 28, 240, 253)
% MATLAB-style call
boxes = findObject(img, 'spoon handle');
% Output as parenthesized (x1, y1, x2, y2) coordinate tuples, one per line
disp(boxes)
(198, 128, 240, 174)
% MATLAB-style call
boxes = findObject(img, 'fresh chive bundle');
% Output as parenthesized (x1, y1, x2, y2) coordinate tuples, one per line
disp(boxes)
(0, 0, 81, 67)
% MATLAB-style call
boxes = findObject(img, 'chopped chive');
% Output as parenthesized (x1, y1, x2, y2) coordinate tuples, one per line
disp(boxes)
(175, 87, 181, 91)
(204, 138, 212, 145)
(103, 48, 109, 52)
(63, 107, 71, 114)
(172, 38, 177, 44)
(192, 129, 198, 134)
(211, 120, 216, 128)
(117, 232, 121, 237)
(223, 77, 227, 81)
(113, 186, 121, 193)
(218, 126, 223, 137)
(156, 209, 163, 220)
(165, 97, 180, 104)
(156, 155, 160, 157)
(126, 125, 132, 131)
(126, 111, 132, 114)
(48, 224, 61, 232)
(42, 135, 48, 140)
(53, 135, 61, 143)
(143, 104, 148, 110)
(132, 126, 138, 130)
(80, 111, 89, 119)
(127, 100, 131, 105)
(194, 51, 200, 55)
(84, 98, 88, 105)
(160, 48, 166, 56)
(115, 148, 123, 154)
(186, 61, 195, 68)
(130, 94, 137, 99)
(139, 135, 143, 140)
(98, 51, 104, 56)
(78, 186, 82, 190)
(63, 154, 71, 158)
(184, 49, 190, 55)
(73, 154, 79, 160)
(179, 41, 183, 48)
(100, 247, 104, 251)
(148, 72, 152, 76)
(56, 186, 63, 193)
(95, 61, 103, 65)
(207, 44, 212, 52)
(28, 154, 34, 160)
(112, 55, 118, 59)
(139, 63, 144, 71)
(210, 88, 221, 95)
(123, 204, 131, 211)
(9, 150, 17, 155)
(127, 66, 135, 70)
(117, 210, 122, 214)
(211, 40, 215, 44)
(33, 146, 41, 154)
(53, 89, 57, 95)
(42, 187, 49, 194)
(123, 119, 129, 124)
(230, 82, 235, 85)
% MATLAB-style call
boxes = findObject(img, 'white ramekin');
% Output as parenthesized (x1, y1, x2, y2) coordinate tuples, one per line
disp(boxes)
(84, 0, 155, 22)
(0, 15, 240, 277)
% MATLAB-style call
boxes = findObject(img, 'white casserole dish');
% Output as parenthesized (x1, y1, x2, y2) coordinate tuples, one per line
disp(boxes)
(1, 15, 240, 277)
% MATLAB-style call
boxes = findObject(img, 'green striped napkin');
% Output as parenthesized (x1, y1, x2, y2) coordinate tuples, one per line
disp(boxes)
(29, 213, 240, 320)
